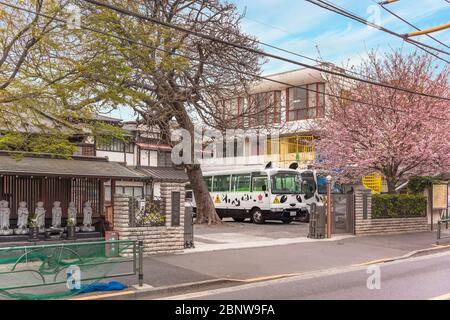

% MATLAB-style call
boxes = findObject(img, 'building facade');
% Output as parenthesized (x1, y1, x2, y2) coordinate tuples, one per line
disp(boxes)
(71, 117, 183, 200)
(199, 67, 327, 172)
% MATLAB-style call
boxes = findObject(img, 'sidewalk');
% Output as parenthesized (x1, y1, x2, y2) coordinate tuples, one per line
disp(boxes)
(5, 230, 444, 299)
(117, 230, 442, 289)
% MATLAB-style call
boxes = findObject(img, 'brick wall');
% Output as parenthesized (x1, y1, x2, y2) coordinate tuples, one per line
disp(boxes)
(354, 190, 428, 235)
(112, 181, 185, 256)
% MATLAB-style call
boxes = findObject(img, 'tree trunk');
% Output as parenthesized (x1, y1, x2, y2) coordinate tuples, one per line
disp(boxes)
(185, 164, 222, 225)
(386, 178, 397, 194)
(172, 101, 221, 225)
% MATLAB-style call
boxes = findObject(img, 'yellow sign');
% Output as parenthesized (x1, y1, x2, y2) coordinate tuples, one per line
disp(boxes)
(433, 184, 448, 210)
(273, 196, 280, 204)
(215, 195, 221, 204)
(362, 174, 382, 194)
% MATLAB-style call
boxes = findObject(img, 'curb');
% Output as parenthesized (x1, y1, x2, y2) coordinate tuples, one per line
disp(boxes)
(352, 243, 450, 267)
(71, 279, 240, 300)
(71, 274, 303, 300)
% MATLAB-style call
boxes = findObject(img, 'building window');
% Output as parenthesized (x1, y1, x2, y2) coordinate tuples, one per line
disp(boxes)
(114, 186, 144, 198)
(74, 145, 96, 156)
(223, 98, 240, 126)
(287, 83, 325, 121)
(97, 137, 134, 153)
(158, 151, 173, 167)
(218, 91, 281, 128)
(248, 91, 281, 127)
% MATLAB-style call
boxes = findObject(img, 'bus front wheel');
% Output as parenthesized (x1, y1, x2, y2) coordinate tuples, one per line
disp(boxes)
(251, 209, 265, 224)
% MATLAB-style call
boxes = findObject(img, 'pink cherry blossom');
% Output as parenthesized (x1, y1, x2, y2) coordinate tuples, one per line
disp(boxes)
(315, 51, 450, 193)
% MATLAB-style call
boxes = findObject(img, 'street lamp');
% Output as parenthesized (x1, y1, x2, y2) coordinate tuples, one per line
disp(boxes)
(326, 175, 332, 238)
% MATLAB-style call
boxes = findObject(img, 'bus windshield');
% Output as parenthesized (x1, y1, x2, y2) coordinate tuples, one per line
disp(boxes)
(271, 172, 303, 194)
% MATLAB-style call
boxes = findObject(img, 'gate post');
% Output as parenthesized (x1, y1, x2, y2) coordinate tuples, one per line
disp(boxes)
(138, 240, 144, 287)
(326, 175, 332, 238)
(129, 197, 136, 228)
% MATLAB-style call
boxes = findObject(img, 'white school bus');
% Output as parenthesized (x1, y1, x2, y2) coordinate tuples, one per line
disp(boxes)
(193, 164, 310, 224)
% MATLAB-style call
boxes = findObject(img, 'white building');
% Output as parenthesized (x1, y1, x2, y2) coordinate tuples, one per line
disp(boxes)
(199, 67, 328, 172)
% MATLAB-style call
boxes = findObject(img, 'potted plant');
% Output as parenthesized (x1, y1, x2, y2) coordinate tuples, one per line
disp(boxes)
(66, 217, 77, 240)
(28, 216, 39, 241)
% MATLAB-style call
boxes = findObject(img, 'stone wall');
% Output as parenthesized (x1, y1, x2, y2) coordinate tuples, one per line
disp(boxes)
(354, 190, 428, 235)
(112, 182, 185, 256)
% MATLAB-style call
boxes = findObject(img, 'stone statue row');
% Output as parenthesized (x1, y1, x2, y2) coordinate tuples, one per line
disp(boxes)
(0, 200, 95, 235)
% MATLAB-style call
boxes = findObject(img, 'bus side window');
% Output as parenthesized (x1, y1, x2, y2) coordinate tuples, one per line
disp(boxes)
(232, 175, 251, 192)
(213, 175, 231, 192)
(203, 176, 213, 192)
(252, 175, 268, 192)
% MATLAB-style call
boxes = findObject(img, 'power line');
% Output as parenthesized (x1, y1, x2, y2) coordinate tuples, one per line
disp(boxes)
(3, 1, 448, 122)
(305, 0, 450, 63)
(78, 0, 450, 102)
(308, 0, 450, 56)
(376, 1, 450, 50)
(171, 2, 398, 95)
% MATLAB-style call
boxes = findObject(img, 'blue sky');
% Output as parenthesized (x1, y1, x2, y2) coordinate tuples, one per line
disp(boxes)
(232, 0, 449, 74)
(109, 0, 449, 120)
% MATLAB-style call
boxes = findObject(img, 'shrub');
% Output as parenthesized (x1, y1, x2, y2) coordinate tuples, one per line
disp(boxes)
(372, 194, 426, 219)
(407, 176, 437, 194)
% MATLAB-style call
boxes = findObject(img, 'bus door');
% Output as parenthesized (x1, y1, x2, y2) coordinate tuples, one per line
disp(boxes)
(250, 172, 270, 211)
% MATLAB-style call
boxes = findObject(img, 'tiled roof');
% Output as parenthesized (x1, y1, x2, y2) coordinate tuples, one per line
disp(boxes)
(137, 166, 188, 182)
(0, 152, 148, 180)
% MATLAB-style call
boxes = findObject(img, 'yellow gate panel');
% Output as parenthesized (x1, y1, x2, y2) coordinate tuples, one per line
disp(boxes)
(362, 174, 382, 194)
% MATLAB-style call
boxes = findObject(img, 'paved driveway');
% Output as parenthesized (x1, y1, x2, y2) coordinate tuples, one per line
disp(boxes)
(190, 218, 316, 253)
(194, 218, 309, 244)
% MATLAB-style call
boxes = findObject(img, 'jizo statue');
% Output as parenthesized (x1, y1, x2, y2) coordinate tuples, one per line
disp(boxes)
(35, 201, 46, 233)
(0, 200, 12, 235)
(51, 201, 62, 228)
(81, 201, 95, 232)
(14, 201, 29, 235)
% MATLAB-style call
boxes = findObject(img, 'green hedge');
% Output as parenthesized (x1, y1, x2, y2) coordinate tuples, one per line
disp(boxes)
(372, 194, 427, 219)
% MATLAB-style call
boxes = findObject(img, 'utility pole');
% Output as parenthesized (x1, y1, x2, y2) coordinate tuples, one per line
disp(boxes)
(378, 0, 450, 38)
(405, 23, 450, 37)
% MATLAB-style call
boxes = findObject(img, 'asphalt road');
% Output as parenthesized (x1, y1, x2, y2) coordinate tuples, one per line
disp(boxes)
(161, 250, 450, 300)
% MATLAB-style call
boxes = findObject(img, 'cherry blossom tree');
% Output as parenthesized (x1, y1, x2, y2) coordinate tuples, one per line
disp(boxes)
(316, 50, 450, 193)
